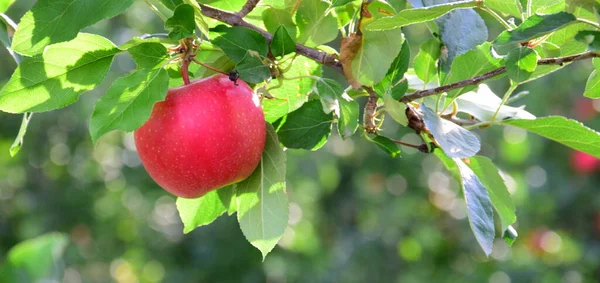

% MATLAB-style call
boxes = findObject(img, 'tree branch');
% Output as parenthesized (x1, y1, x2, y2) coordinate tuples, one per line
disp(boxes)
(199, 4, 342, 72)
(401, 51, 600, 103)
(237, 0, 260, 18)
(198, 4, 600, 120)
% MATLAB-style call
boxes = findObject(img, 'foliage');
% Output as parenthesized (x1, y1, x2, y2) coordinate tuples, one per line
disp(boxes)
(1, 0, 600, 269)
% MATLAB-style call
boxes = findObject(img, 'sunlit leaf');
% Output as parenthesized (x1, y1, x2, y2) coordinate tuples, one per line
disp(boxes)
(262, 7, 297, 39)
(262, 56, 322, 122)
(467, 156, 516, 233)
(237, 124, 288, 259)
(495, 12, 577, 45)
(501, 116, 600, 158)
(455, 159, 495, 256)
(127, 42, 169, 69)
(0, 33, 119, 113)
(584, 58, 600, 98)
(314, 79, 359, 139)
(421, 104, 480, 158)
(484, 0, 522, 18)
(505, 47, 538, 83)
(11, 0, 134, 56)
(177, 189, 228, 234)
(89, 68, 169, 144)
(456, 84, 535, 121)
(296, 0, 338, 46)
(414, 37, 441, 86)
(444, 42, 504, 99)
(366, 0, 481, 31)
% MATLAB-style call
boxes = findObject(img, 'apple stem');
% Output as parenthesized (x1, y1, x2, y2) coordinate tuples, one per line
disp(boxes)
(181, 59, 191, 85)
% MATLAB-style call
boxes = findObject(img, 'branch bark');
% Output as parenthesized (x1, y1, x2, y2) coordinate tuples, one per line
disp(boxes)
(236, 0, 260, 17)
(401, 51, 600, 103)
(198, 3, 599, 105)
(199, 4, 342, 72)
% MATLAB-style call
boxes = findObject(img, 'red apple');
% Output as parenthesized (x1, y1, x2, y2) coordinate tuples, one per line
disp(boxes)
(134, 74, 266, 198)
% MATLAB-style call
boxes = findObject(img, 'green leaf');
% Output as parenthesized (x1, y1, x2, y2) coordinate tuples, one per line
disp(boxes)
(262, 56, 322, 122)
(127, 42, 169, 69)
(467, 156, 516, 233)
(296, 0, 338, 47)
(0, 33, 119, 113)
(332, 0, 355, 7)
(444, 42, 504, 99)
(436, 7, 488, 73)
(503, 225, 518, 246)
(348, 28, 405, 87)
(217, 185, 237, 215)
(501, 116, 600, 158)
(89, 68, 169, 144)
(414, 37, 441, 86)
(262, 7, 297, 39)
(182, 0, 210, 37)
(369, 135, 401, 158)
(235, 51, 271, 84)
(0, 0, 15, 13)
(576, 30, 600, 51)
(495, 12, 577, 45)
(484, 0, 523, 18)
(237, 124, 288, 259)
(530, 0, 565, 14)
(212, 26, 269, 63)
(365, 0, 481, 31)
(0, 233, 69, 282)
(177, 190, 228, 234)
(584, 58, 600, 98)
(373, 39, 410, 100)
(11, 0, 134, 56)
(455, 158, 495, 256)
(314, 79, 359, 139)
(274, 100, 334, 150)
(158, 0, 183, 10)
(271, 26, 296, 57)
(505, 47, 538, 83)
(421, 104, 480, 158)
(165, 4, 196, 40)
(9, 112, 33, 157)
(383, 91, 408, 126)
(456, 84, 535, 121)
(337, 92, 360, 139)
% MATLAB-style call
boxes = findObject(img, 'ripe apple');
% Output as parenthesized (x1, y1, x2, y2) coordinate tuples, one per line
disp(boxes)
(134, 74, 266, 198)
(570, 150, 600, 174)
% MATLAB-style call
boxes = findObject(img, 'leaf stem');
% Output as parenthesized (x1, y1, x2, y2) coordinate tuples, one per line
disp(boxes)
(480, 7, 515, 30)
(490, 83, 517, 122)
(144, 0, 167, 21)
(576, 18, 600, 29)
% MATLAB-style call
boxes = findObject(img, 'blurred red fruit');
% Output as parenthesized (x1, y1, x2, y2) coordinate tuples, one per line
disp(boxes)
(570, 151, 600, 174)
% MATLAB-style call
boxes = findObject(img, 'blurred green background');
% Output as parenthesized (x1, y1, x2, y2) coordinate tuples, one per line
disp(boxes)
(1, 1, 600, 282)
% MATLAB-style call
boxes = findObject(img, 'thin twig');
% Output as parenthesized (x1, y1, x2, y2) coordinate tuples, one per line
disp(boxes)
(237, 0, 260, 17)
(197, 4, 600, 110)
(198, 4, 341, 72)
(363, 86, 379, 134)
(401, 51, 600, 103)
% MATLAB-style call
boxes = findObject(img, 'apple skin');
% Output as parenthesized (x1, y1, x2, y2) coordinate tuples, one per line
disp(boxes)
(134, 74, 266, 198)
